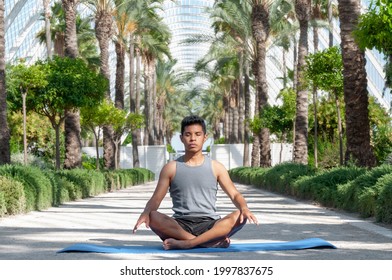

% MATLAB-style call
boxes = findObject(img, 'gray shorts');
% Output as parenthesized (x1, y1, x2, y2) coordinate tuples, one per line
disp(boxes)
(174, 216, 220, 236)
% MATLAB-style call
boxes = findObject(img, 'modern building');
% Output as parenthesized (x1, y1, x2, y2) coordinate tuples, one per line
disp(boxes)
(161, 0, 214, 73)
(4, 0, 391, 112)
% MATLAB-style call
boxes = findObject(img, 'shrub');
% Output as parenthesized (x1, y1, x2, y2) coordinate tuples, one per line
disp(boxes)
(132, 168, 155, 182)
(337, 164, 392, 212)
(0, 165, 53, 212)
(257, 162, 315, 194)
(375, 174, 392, 223)
(104, 168, 155, 191)
(229, 167, 255, 185)
(0, 175, 26, 215)
(0, 191, 6, 217)
(293, 166, 365, 207)
(56, 169, 107, 198)
(357, 172, 392, 219)
(54, 175, 76, 203)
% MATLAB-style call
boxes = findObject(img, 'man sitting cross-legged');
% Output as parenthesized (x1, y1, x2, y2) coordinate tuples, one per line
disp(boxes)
(133, 115, 258, 250)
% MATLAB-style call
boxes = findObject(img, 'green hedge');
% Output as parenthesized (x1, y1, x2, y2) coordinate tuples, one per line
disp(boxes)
(376, 173, 392, 223)
(229, 166, 263, 185)
(229, 162, 315, 195)
(0, 175, 25, 216)
(292, 166, 365, 207)
(56, 169, 107, 199)
(0, 165, 53, 212)
(229, 162, 392, 224)
(337, 164, 392, 213)
(0, 190, 6, 217)
(104, 168, 155, 191)
(0, 165, 154, 218)
(256, 163, 315, 194)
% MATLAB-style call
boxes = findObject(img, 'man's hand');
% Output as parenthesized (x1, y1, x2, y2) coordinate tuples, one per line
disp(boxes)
(133, 212, 150, 234)
(240, 207, 259, 225)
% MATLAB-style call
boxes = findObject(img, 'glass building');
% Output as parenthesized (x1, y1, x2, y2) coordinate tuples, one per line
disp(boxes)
(161, 0, 214, 73)
(4, 0, 391, 112)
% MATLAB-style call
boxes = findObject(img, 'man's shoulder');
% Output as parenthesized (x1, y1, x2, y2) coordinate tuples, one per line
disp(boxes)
(163, 160, 177, 169)
(156, 161, 176, 183)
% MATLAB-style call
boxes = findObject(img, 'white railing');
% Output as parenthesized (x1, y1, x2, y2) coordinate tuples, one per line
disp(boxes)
(82, 143, 293, 179)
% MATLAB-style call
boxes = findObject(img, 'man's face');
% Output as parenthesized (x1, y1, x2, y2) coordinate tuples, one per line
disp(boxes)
(180, 124, 207, 152)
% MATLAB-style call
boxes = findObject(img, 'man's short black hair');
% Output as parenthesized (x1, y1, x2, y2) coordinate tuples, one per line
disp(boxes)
(181, 115, 206, 135)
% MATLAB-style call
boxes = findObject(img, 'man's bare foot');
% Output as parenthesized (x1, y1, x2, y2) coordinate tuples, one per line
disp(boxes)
(200, 237, 231, 248)
(163, 238, 193, 250)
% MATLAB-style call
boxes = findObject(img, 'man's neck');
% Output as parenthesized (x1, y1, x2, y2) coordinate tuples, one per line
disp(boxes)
(183, 153, 205, 166)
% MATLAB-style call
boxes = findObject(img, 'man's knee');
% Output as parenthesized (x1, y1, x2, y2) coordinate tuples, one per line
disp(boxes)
(149, 211, 162, 228)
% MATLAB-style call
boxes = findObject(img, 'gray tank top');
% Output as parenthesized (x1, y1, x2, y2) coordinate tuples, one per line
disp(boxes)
(170, 155, 220, 219)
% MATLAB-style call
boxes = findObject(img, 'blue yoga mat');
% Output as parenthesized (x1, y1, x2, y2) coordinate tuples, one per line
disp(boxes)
(57, 237, 336, 254)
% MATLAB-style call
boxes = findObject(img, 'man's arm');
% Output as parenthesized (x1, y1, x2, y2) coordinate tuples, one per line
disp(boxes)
(133, 161, 175, 233)
(212, 160, 259, 225)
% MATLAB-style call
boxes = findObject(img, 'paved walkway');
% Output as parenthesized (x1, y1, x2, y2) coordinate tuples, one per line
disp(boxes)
(0, 181, 391, 260)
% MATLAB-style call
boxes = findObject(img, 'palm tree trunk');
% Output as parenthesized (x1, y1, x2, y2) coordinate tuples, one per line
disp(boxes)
(223, 93, 230, 143)
(232, 79, 239, 144)
(144, 57, 155, 145)
(337, 0, 376, 167)
(0, 0, 10, 165)
(313, 20, 319, 169)
(62, 0, 82, 169)
(328, 0, 334, 47)
(43, 0, 52, 59)
(293, 0, 310, 165)
(54, 123, 62, 170)
(135, 45, 142, 146)
(22, 91, 27, 165)
(334, 91, 344, 165)
(115, 41, 125, 110)
(243, 59, 251, 166)
(129, 33, 140, 167)
(238, 55, 245, 144)
(251, 2, 271, 167)
(114, 40, 125, 168)
(95, 9, 115, 169)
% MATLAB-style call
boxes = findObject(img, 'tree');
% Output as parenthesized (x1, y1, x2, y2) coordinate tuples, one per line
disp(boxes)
(8, 57, 107, 169)
(84, 0, 116, 169)
(62, 0, 83, 169)
(337, 0, 377, 167)
(209, 0, 254, 164)
(6, 63, 47, 165)
(109, 108, 144, 170)
(367, 96, 392, 163)
(37, 2, 99, 67)
(138, 11, 171, 146)
(252, 89, 295, 163)
(80, 101, 111, 170)
(305, 46, 344, 165)
(0, 0, 10, 165)
(250, 0, 272, 167)
(354, 0, 392, 94)
(293, 0, 311, 165)
(43, 0, 53, 59)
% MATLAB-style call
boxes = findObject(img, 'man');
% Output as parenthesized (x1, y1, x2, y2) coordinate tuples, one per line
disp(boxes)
(133, 115, 258, 250)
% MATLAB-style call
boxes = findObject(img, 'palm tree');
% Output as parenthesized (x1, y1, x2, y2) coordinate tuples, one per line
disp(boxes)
(37, 2, 99, 66)
(155, 59, 188, 145)
(43, 0, 53, 59)
(0, 0, 10, 165)
(138, 13, 171, 145)
(292, 0, 311, 165)
(210, 0, 254, 165)
(62, 0, 83, 169)
(337, 0, 376, 167)
(310, 0, 339, 168)
(250, 0, 272, 167)
(84, 0, 116, 169)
